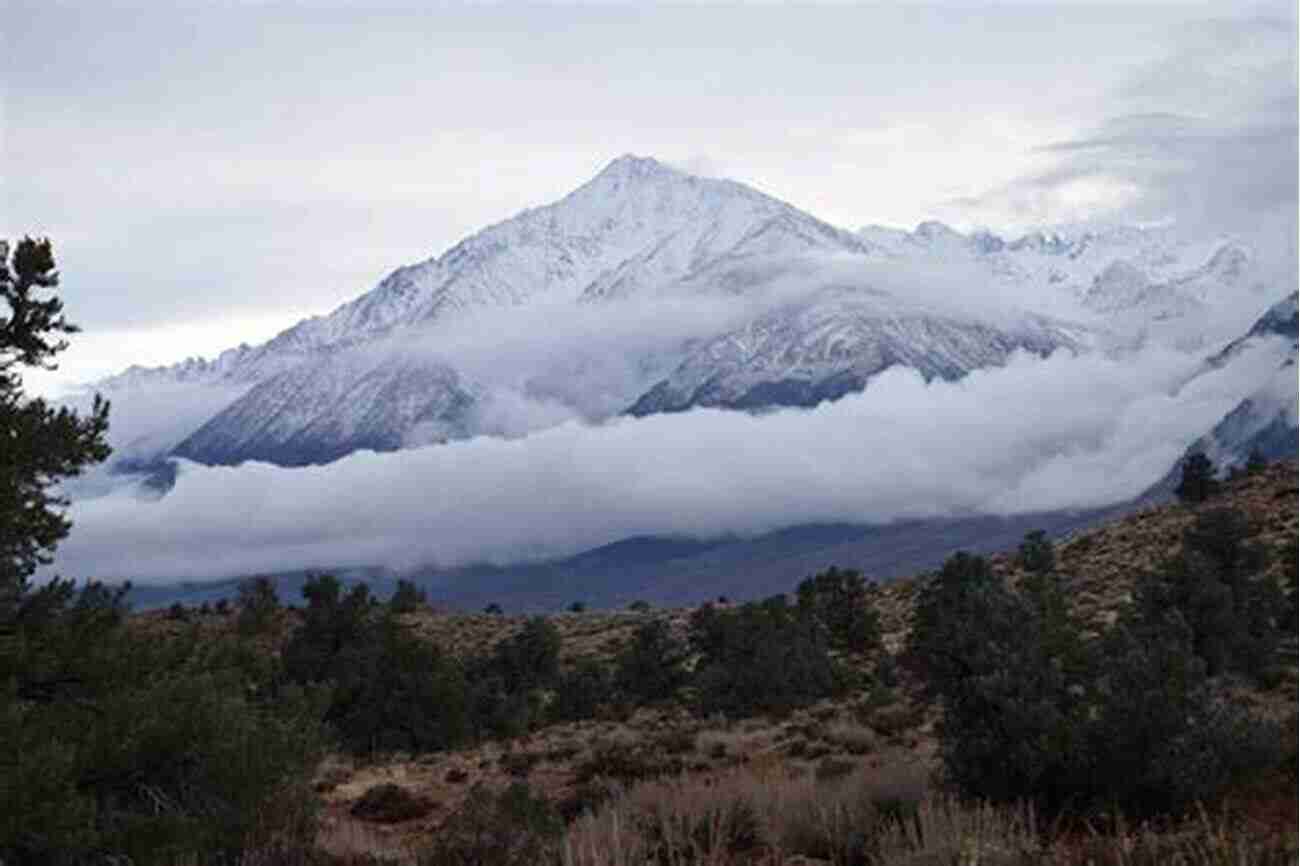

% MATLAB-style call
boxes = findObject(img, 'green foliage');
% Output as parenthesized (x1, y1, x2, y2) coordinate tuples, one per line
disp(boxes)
(795, 566, 883, 653)
(551, 658, 614, 722)
(388, 578, 427, 614)
(492, 616, 561, 693)
(460, 618, 564, 739)
(690, 595, 845, 718)
(910, 549, 1284, 820)
(614, 619, 688, 704)
(236, 575, 281, 636)
(337, 618, 469, 754)
(1087, 614, 1279, 816)
(904, 552, 1006, 696)
(1015, 529, 1056, 574)
(1176, 452, 1220, 503)
(0, 251, 106, 541)
(419, 783, 563, 866)
(1, 237, 111, 596)
(0, 579, 329, 865)
(919, 558, 1095, 813)
(283, 574, 469, 754)
(466, 678, 537, 740)
(1133, 508, 1284, 679)
(284, 574, 374, 683)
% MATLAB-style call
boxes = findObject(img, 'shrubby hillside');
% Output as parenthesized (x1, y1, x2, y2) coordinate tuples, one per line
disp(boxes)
(14, 456, 1293, 865)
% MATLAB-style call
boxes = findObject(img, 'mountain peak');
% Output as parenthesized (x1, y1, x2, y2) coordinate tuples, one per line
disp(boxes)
(594, 153, 680, 183)
(914, 220, 963, 241)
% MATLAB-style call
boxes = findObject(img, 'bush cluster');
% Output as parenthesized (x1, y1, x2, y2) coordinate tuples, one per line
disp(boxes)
(690, 594, 848, 718)
(388, 579, 427, 614)
(1133, 507, 1286, 680)
(906, 527, 1288, 819)
(283, 574, 469, 754)
(614, 619, 688, 705)
(794, 566, 882, 652)
(1, 577, 329, 865)
(1175, 452, 1221, 503)
(547, 567, 885, 723)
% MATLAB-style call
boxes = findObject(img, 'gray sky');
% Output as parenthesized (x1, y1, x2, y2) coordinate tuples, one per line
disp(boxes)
(4, 1, 1295, 391)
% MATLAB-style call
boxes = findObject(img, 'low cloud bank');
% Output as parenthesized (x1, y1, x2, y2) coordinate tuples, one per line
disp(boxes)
(48, 338, 1284, 584)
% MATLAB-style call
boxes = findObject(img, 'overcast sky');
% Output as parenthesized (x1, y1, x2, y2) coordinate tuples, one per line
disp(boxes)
(6, 1, 1294, 392)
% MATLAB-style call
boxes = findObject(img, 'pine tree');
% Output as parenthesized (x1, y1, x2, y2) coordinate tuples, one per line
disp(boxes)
(1175, 452, 1219, 504)
(1, 237, 110, 611)
(1, 240, 331, 863)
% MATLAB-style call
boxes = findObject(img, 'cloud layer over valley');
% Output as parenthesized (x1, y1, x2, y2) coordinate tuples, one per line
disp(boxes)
(51, 336, 1288, 584)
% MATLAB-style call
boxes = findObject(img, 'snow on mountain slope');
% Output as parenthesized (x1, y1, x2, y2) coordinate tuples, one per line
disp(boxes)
(268, 155, 872, 349)
(128, 157, 896, 467)
(859, 221, 1274, 349)
(1204, 290, 1299, 370)
(87, 156, 1290, 472)
(627, 286, 1088, 415)
(172, 350, 476, 467)
(1179, 292, 1298, 471)
(1139, 292, 1298, 498)
(860, 220, 1215, 293)
(102, 156, 870, 390)
(95, 156, 889, 466)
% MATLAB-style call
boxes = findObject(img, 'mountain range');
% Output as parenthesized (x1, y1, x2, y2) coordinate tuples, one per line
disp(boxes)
(94, 155, 1292, 484)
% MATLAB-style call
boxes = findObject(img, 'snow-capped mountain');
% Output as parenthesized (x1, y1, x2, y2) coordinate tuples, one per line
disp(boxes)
(229, 155, 872, 366)
(1176, 292, 1298, 473)
(628, 287, 1087, 415)
(173, 352, 476, 467)
(859, 220, 1271, 350)
(100, 156, 867, 391)
(89, 155, 1289, 474)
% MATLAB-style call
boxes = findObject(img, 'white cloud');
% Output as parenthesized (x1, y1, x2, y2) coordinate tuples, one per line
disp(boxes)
(48, 338, 1283, 584)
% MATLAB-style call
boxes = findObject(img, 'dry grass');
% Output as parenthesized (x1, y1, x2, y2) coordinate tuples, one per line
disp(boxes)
(559, 759, 1296, 866)
(562, 755, 932, 865)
